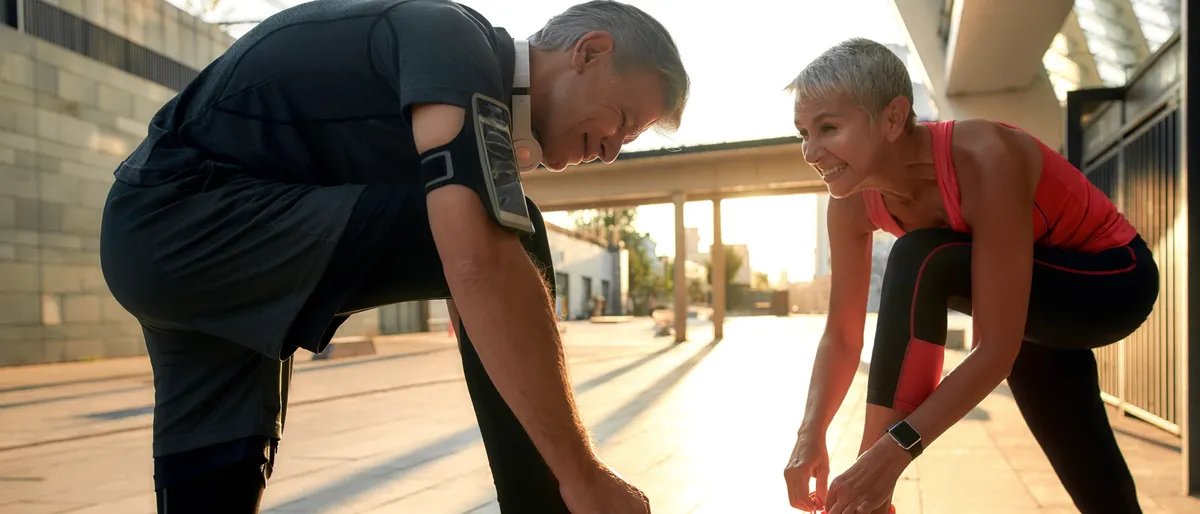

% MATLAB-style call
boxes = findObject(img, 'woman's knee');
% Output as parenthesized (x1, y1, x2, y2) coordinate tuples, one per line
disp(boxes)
(886, 229, 970, 270)
(879, 228, 972, 298)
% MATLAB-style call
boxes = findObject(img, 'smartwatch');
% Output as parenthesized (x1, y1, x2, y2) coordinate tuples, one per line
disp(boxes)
(887, 420, 923, 459)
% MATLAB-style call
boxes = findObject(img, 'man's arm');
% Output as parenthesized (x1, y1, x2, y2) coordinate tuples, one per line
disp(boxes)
(414, 104, 598, 484)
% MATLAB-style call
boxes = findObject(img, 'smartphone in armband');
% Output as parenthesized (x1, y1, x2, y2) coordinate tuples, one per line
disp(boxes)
(471, 93, 535, 234)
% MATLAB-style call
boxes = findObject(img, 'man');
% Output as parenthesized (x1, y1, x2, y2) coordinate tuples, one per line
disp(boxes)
(98, 0, 689, 512)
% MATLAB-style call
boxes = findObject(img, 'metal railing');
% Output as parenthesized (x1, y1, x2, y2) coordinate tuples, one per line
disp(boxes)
(13, 0, 199, 91)
(1, 0, 16, 29)
(1069, 34, 1184, 434)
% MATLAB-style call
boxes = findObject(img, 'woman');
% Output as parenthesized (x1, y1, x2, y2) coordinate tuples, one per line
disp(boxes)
(781, 38, 1157, 514)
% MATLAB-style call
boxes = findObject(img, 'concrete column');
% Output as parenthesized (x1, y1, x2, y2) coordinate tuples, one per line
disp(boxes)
(711, 198, 725, 340)
(673, 192, 688, 343)
(891, 0, 1068, 149)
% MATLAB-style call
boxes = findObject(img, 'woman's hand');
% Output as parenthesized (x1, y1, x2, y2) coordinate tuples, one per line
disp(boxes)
(824, 435, 910, 514)
(784, 431, 830, 512)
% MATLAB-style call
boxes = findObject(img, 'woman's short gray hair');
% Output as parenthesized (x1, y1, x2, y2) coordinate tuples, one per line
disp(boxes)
(530, 0, 690, 133)
(785, 38, 916, 124)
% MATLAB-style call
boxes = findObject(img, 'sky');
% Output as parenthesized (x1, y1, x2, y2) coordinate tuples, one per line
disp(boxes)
(174, 0, 911, 283)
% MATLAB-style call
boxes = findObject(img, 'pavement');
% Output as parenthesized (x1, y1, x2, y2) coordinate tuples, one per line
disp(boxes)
(0, 315, 1197, 513)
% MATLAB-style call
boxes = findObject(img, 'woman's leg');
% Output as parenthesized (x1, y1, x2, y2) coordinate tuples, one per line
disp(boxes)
(999, 238, 1157, 514)
(864, 229, 973, 446)
(863, 227, 1157, 513)
(862, 228, 973, 514)
(1005, 343, 1141, 513)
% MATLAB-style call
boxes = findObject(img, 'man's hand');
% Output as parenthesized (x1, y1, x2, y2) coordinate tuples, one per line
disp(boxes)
(561, 461, 652, 514)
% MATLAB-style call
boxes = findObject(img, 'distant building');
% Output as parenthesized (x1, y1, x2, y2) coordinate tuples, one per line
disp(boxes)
(641, 238, 664, 276)
(814, 193, 831, 280)
(684, 227, 702, 263)
(545, 223, 629, 320)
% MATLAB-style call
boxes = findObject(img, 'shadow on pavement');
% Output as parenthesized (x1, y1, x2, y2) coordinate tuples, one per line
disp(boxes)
(75, 347, 457, 421)
(265, 339, 719, 513)
(592, 338, 722, 444)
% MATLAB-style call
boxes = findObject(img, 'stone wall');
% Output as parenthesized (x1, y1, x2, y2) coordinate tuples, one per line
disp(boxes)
(0, 0, 234, 366)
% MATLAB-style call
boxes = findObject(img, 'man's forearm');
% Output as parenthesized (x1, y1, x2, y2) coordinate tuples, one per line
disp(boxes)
(800, 336, 862, 437)
(446, 241, 597, 484)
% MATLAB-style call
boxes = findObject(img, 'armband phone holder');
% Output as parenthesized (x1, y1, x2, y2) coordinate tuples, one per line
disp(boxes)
(512, 40, 542, 172)
(419, 39, 540, 235)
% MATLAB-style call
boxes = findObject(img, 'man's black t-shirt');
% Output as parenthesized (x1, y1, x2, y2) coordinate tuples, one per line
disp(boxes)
(125, 0, 521, 491)
(116, 0, 517, 188)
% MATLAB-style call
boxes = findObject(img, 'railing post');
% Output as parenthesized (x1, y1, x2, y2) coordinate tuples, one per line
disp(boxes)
(1181, 0, 1198, 497)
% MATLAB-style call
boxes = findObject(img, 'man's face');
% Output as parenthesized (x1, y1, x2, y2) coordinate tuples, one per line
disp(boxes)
(535, 31, 665, 172)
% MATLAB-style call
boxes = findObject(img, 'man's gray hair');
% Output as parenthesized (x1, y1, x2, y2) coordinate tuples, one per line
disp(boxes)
(530, 0, 690, 133)
(785, 38, 916, 124)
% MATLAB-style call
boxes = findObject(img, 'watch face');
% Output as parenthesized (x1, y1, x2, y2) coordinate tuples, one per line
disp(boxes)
(889, 421, 921, 449)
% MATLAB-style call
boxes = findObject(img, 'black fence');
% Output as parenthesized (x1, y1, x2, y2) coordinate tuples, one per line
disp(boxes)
(1, 0, 16, 29)
(1067, 34, 1184, 434)
(9, 0, 200, 91)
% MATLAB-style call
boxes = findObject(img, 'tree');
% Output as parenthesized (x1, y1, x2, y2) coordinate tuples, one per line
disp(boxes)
(660, 257, 674, 298)
(704, 246, 745, 288)
(688, 277, 707, 304)
(752, 271, 771, 290)
(573, 208, 667, 315)
(181, 0, 223, 14)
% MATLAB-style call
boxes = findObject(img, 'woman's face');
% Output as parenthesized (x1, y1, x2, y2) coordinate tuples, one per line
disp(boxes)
(794, 91, 890, 198)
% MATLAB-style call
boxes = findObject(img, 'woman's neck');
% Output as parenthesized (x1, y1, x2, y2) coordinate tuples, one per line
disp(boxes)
(865, 123, 938, 203)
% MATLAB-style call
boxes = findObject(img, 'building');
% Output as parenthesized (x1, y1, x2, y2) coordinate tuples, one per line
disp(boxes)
(641, 237, 663, 277)
(813, 193, 831, 280)
(545, 222, 629, 320)
(683, 226, 702, 264)
(0, 0, 237, 366)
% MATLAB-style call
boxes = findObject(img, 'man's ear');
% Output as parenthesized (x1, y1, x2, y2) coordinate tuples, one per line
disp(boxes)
(570, 30, 615, 72)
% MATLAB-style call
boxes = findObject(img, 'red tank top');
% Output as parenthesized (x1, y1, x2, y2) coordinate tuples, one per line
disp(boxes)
(862, 121, 1138, 252)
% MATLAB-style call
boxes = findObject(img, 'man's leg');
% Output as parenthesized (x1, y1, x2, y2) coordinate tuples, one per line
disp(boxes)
(325, 189, 570, 511)
(141, 325, 289, 514)
(156, 454, 270, 514)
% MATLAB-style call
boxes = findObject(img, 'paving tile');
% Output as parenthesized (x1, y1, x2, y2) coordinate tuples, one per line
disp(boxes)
(0, 501, 86, 514)
(1, 317, 1197, 513)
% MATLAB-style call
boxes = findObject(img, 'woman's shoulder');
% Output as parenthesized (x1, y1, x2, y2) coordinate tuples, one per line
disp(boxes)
(946, 119, 1044, 225)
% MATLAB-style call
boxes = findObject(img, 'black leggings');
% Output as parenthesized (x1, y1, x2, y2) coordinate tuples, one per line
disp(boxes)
(866, 228, 1158, 514)
(156, 457, 267, 514)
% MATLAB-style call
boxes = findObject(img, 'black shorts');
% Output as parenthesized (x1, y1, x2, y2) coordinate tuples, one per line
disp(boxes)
(101, 168, 466, 488)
